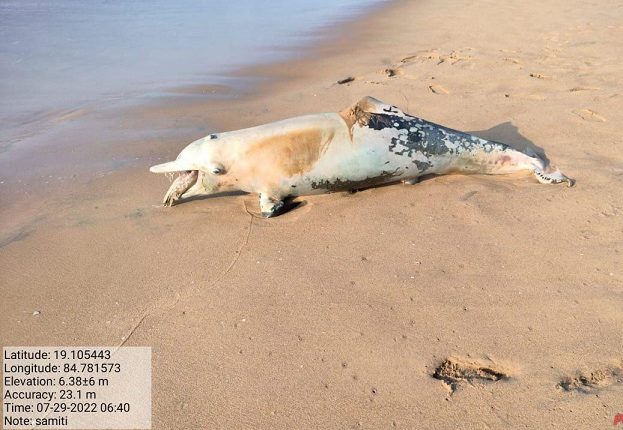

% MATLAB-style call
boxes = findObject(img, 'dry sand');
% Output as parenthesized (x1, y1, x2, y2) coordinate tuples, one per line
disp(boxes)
(1, 0, 622, 428)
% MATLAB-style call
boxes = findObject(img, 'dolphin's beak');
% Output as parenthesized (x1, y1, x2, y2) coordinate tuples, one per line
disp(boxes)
(150, 160, 189, 174)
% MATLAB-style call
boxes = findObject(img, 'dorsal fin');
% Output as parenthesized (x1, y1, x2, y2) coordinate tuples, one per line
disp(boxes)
(339, 96, 404, 136)
(354, 96, 389, 113)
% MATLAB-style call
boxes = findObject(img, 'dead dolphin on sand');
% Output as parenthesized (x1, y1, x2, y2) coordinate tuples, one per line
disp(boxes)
(150, 96, 573, 217)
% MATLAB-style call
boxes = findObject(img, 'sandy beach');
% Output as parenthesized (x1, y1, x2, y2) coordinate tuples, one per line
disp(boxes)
(1, 0, 622, 428)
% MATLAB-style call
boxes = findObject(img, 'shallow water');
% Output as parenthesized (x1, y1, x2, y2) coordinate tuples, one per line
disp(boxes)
(0, 0, 384, 145)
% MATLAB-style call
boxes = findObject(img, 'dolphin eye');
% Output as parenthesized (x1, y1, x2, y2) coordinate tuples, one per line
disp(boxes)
(209, 162, 225, 175)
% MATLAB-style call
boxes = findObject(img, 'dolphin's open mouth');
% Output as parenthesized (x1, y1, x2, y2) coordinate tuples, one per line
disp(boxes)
(162, 170, 198, 207)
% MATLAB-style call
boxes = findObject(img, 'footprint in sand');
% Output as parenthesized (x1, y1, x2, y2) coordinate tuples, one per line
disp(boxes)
(529, 72, 553, 80)
(558, 363, 622, 393)
(382, 68, 402, 78)
(503, 57, 522, 65)
(336, 76, 355, 85)
(568, 86, 601, 92)
(460, 190, 479, 201)
(432, 357, 510, 394)
(506, 93, 546, 101)
(399, 49, 473, 66)
(438, 50, 473, 65)
(429, 84, 450, 95)
(400, 50, 439, 64)
(572, 108, 606, 122)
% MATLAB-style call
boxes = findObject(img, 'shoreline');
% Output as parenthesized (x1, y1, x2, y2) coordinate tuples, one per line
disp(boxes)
(2, 0, 622, 428)
(0, 0, 395, 241)
(0, 0, 390, 154)
(0, 0, 387, 148)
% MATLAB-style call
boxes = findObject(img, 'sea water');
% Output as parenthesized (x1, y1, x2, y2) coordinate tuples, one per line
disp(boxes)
(0, 0, 385, 145)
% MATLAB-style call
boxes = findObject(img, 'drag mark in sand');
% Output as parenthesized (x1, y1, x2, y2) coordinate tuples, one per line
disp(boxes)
(224, 203, 255, 275)
(116, 204, 257, 348)
(0, 229, 32, 249)
(116, 312, 150, 350)
(0, 216, 45, 250)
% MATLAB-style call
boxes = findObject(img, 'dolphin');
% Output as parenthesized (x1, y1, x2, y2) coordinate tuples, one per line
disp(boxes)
(150, 96, 573, 217)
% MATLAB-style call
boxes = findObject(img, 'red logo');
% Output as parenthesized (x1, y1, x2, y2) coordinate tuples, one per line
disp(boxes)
(614, 413, 623, 426)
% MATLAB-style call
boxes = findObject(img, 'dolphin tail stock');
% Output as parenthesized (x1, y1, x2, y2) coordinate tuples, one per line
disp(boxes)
(457, 140, 575, 187)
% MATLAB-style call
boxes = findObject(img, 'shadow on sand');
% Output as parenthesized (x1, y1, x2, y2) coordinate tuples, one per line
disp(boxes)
(469, 121, 550, 164)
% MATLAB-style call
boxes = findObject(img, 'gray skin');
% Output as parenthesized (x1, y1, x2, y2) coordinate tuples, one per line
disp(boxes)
(152, 97, 573, 217)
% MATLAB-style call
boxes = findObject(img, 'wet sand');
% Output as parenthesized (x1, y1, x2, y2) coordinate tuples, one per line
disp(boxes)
(1, 0, 622, 428)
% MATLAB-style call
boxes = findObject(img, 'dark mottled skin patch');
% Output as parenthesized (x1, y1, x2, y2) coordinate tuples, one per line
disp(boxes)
(366, 114, 396, 131)
(366, 111, 511, 173)
(413, 159, 433, 171)
(311, 168, 401, 192)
